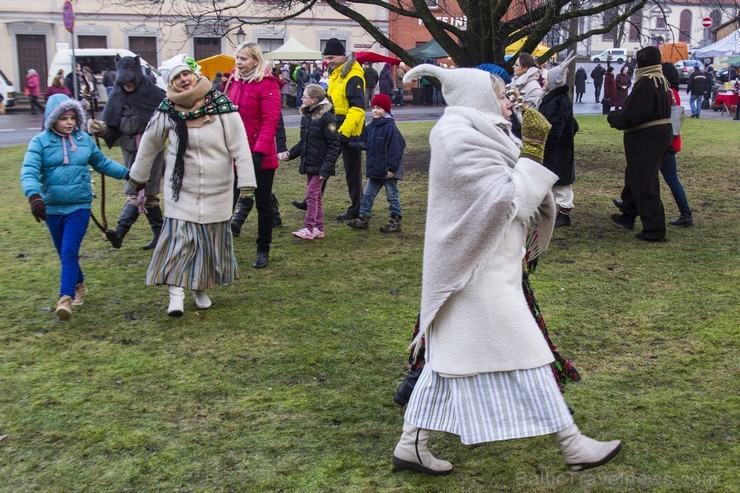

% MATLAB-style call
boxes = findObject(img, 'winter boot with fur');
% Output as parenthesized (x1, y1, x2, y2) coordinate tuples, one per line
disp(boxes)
(106, 203, 140, 249)
(192, 290, 212, 310)
(348, 215, 370, 230)
(380, 214, 402, 233)
(142, 205, 164, 250)
(554, 424, 622, 472)
(230, 196, 254, 237)
(393, 421, 453, 475)
(271, 194, 283, 228)
(167, 286, 185, 317)
(55, 295, 73, 320)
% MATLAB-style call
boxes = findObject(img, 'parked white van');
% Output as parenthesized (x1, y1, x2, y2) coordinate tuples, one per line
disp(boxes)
(48, 43, 165, 105)
(0, 69, 18, 108)
(590, 49, 630, 64)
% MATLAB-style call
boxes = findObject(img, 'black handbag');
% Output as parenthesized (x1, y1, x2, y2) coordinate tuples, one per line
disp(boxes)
(601, 97, 612, 115)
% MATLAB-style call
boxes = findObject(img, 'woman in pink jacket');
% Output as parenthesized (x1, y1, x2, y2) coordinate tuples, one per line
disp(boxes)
(26, 68, 44, 115)
(225, 42, 282, 269)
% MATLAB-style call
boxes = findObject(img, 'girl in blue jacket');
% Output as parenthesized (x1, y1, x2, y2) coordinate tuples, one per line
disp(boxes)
(20, 94, 129, 320)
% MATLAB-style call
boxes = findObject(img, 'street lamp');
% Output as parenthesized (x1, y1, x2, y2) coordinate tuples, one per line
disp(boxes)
(236, 27, 246, 44)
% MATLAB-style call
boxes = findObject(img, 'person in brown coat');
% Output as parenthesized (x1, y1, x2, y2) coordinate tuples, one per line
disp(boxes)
(615, 66, 632, 109)
(607, 46, 672, 242)
(602, 67, 617, 113)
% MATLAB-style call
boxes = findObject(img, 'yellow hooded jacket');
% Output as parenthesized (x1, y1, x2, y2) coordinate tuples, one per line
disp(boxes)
(327, 60, 365, 138)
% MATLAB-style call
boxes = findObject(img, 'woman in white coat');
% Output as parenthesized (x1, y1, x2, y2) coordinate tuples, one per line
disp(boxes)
(511, 52, 545, 108)
(129, 55, 256, 316)
(392, 65, 622, 476)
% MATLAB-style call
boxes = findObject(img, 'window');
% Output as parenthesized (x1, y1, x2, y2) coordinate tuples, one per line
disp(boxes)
(656, 16, 667, 29)
(257, 38, 284, 54)
(629, 11, 643, 42)
(426, 0, 439, 8)
(194, 37, 221, 61)
(602, 11, 615, 41)
(78, 35, 106, 49)
(129, 36, 158, 66)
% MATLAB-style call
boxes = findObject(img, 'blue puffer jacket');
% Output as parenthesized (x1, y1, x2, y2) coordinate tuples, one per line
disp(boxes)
(364, 115, 406, 180)
(21, 94, 129, 215)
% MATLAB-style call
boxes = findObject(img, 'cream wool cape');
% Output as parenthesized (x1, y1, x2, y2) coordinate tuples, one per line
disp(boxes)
(130, 106, 256, 224)
(404, 65, 558, 377)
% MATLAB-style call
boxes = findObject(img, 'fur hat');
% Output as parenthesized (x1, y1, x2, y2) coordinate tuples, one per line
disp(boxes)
(323, 38, 346, 56)
(371, 93, 392, 113)
(545, 51, 576, 92)
(661, 62, 680, 88)
(159, 54, 201, 85)
(636, 46, 662, 68)
(403, 64, 504, 122)
(44, 94, 86, 132)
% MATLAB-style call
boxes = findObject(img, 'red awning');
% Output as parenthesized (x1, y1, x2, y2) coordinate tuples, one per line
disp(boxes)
(355, 51, 401, 65)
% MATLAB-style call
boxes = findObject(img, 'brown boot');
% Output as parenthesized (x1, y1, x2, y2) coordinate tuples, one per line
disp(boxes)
(380, 214, 402, 233)
(55, 295, 73, 320)
(72, 283, 88, 307)
(554, 424, 622, 471)
(392, 421, 453, 475)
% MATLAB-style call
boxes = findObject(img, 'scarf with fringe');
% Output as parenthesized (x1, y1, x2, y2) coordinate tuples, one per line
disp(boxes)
(635, 65, 670, 92)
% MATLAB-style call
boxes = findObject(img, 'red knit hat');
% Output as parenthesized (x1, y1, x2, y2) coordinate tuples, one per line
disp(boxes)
(371, 93, 392, 113)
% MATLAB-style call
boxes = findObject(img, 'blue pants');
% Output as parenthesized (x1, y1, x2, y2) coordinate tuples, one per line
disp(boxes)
(360, 178, 401, 218)
(660, 153, 691, 216)
(46, 208, 90, 297)
(689, 94, 703, 117)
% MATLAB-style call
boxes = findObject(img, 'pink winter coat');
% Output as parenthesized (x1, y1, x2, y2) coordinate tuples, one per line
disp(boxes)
(26, 73, 41, 97)
(225, 71, 282, 171)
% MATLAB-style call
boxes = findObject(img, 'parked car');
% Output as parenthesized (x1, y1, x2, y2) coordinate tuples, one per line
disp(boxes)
(590, 49, 629, 64)
(0, 69, 17, 108)
(717, 67, 738, 83)
(675, 60, 704, 84)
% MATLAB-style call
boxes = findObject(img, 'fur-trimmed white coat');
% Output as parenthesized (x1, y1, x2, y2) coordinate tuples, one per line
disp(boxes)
(130, 111, 255, 224)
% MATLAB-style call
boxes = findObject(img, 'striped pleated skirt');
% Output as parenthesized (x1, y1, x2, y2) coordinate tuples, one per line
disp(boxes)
(404, 364, 574, 445)
(146, 218, 240, 291)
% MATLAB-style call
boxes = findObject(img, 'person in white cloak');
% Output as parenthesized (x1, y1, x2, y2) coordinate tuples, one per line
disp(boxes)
(391, 65, 622, 476)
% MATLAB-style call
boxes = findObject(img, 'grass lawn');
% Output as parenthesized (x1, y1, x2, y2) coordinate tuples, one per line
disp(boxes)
(0, 115, 738, 492)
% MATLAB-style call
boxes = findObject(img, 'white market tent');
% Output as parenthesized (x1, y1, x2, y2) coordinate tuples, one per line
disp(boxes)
(264, 37, 322, 61)
(694, 29, 740, 58)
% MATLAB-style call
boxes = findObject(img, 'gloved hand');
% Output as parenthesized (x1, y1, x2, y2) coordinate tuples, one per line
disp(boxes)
(520, 107, 552, 164)
(87, 119, 107, 135)
(252, 152, 264, 172)
(338, 133, 350, 145)
(28, 193, 47, 222)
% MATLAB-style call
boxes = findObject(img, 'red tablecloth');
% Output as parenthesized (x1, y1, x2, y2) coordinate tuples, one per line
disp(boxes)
(715, 92, 739, 107)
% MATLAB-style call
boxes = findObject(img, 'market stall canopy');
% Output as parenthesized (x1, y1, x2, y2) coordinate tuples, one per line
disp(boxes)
(505, 37, 550, 57)
(197, 54, 235, 80)
(721, 54, 740, 66)
(264, 37, 323, 61)
(407, 40, 449, 59)
(694, 29, 740, 58)
(356, 51, 400, 65)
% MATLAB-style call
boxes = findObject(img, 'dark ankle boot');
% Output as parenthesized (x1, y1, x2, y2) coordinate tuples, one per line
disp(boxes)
(393, 367, 423, 406)
(555, 208, 572, 227)
(106, 203, 140, 249)
(142, 205, 164, 250)
(380, 214, 402, 233)
(291, 199, 308, 211)
(669, 214, 693, 227)
(271, 194, 283, 227)
(231, 196, 254, 237)
(253, 251, 269, 269)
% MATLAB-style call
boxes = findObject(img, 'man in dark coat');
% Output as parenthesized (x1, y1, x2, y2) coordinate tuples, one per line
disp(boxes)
(363, 63, 379, 108)
(591, 63, 605, 103)
(540, 53, 578, 226)
(88, 56, 166, 250)
(687, 65, 708, 118)
(607, 46, 672, 242)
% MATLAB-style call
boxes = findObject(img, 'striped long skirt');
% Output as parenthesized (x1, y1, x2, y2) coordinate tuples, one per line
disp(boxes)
(404, 363, 574, 445)
(146, 218, 239, 291)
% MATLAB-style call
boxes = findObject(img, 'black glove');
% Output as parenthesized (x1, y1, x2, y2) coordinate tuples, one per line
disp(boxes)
(28, 193, 47, 222)
(252, 152, 264, 172)
(338, 133, 350, 146)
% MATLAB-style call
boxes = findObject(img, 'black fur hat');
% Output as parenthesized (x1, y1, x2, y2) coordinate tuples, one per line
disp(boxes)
(636, 46, 661, 68)
(322, 38, 345, 56)
(661, 62, 680, 88)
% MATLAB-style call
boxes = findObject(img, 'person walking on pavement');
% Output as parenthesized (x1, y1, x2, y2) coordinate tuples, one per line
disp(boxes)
(26, 69, 44, 115)
(574, 65, 587, 103)
(394, 62, 406, 106)
(687, 66, 708, 118)
(591, 63, 605, 103)
(363, 62, 379, 108)
(88, 56, 167, 251)
(294, 62, 310, 108)
(323, 38, 366, 221)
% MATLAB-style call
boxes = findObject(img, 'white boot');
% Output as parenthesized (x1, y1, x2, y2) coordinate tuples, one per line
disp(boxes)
(192, 290, 212, 309)
(554, 424, 622, 471)
(392, 421, 453, 475)
(167, 286, 185, 317)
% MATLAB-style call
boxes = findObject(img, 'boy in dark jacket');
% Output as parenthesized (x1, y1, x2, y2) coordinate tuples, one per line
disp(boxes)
(348, 94, 407, 233)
